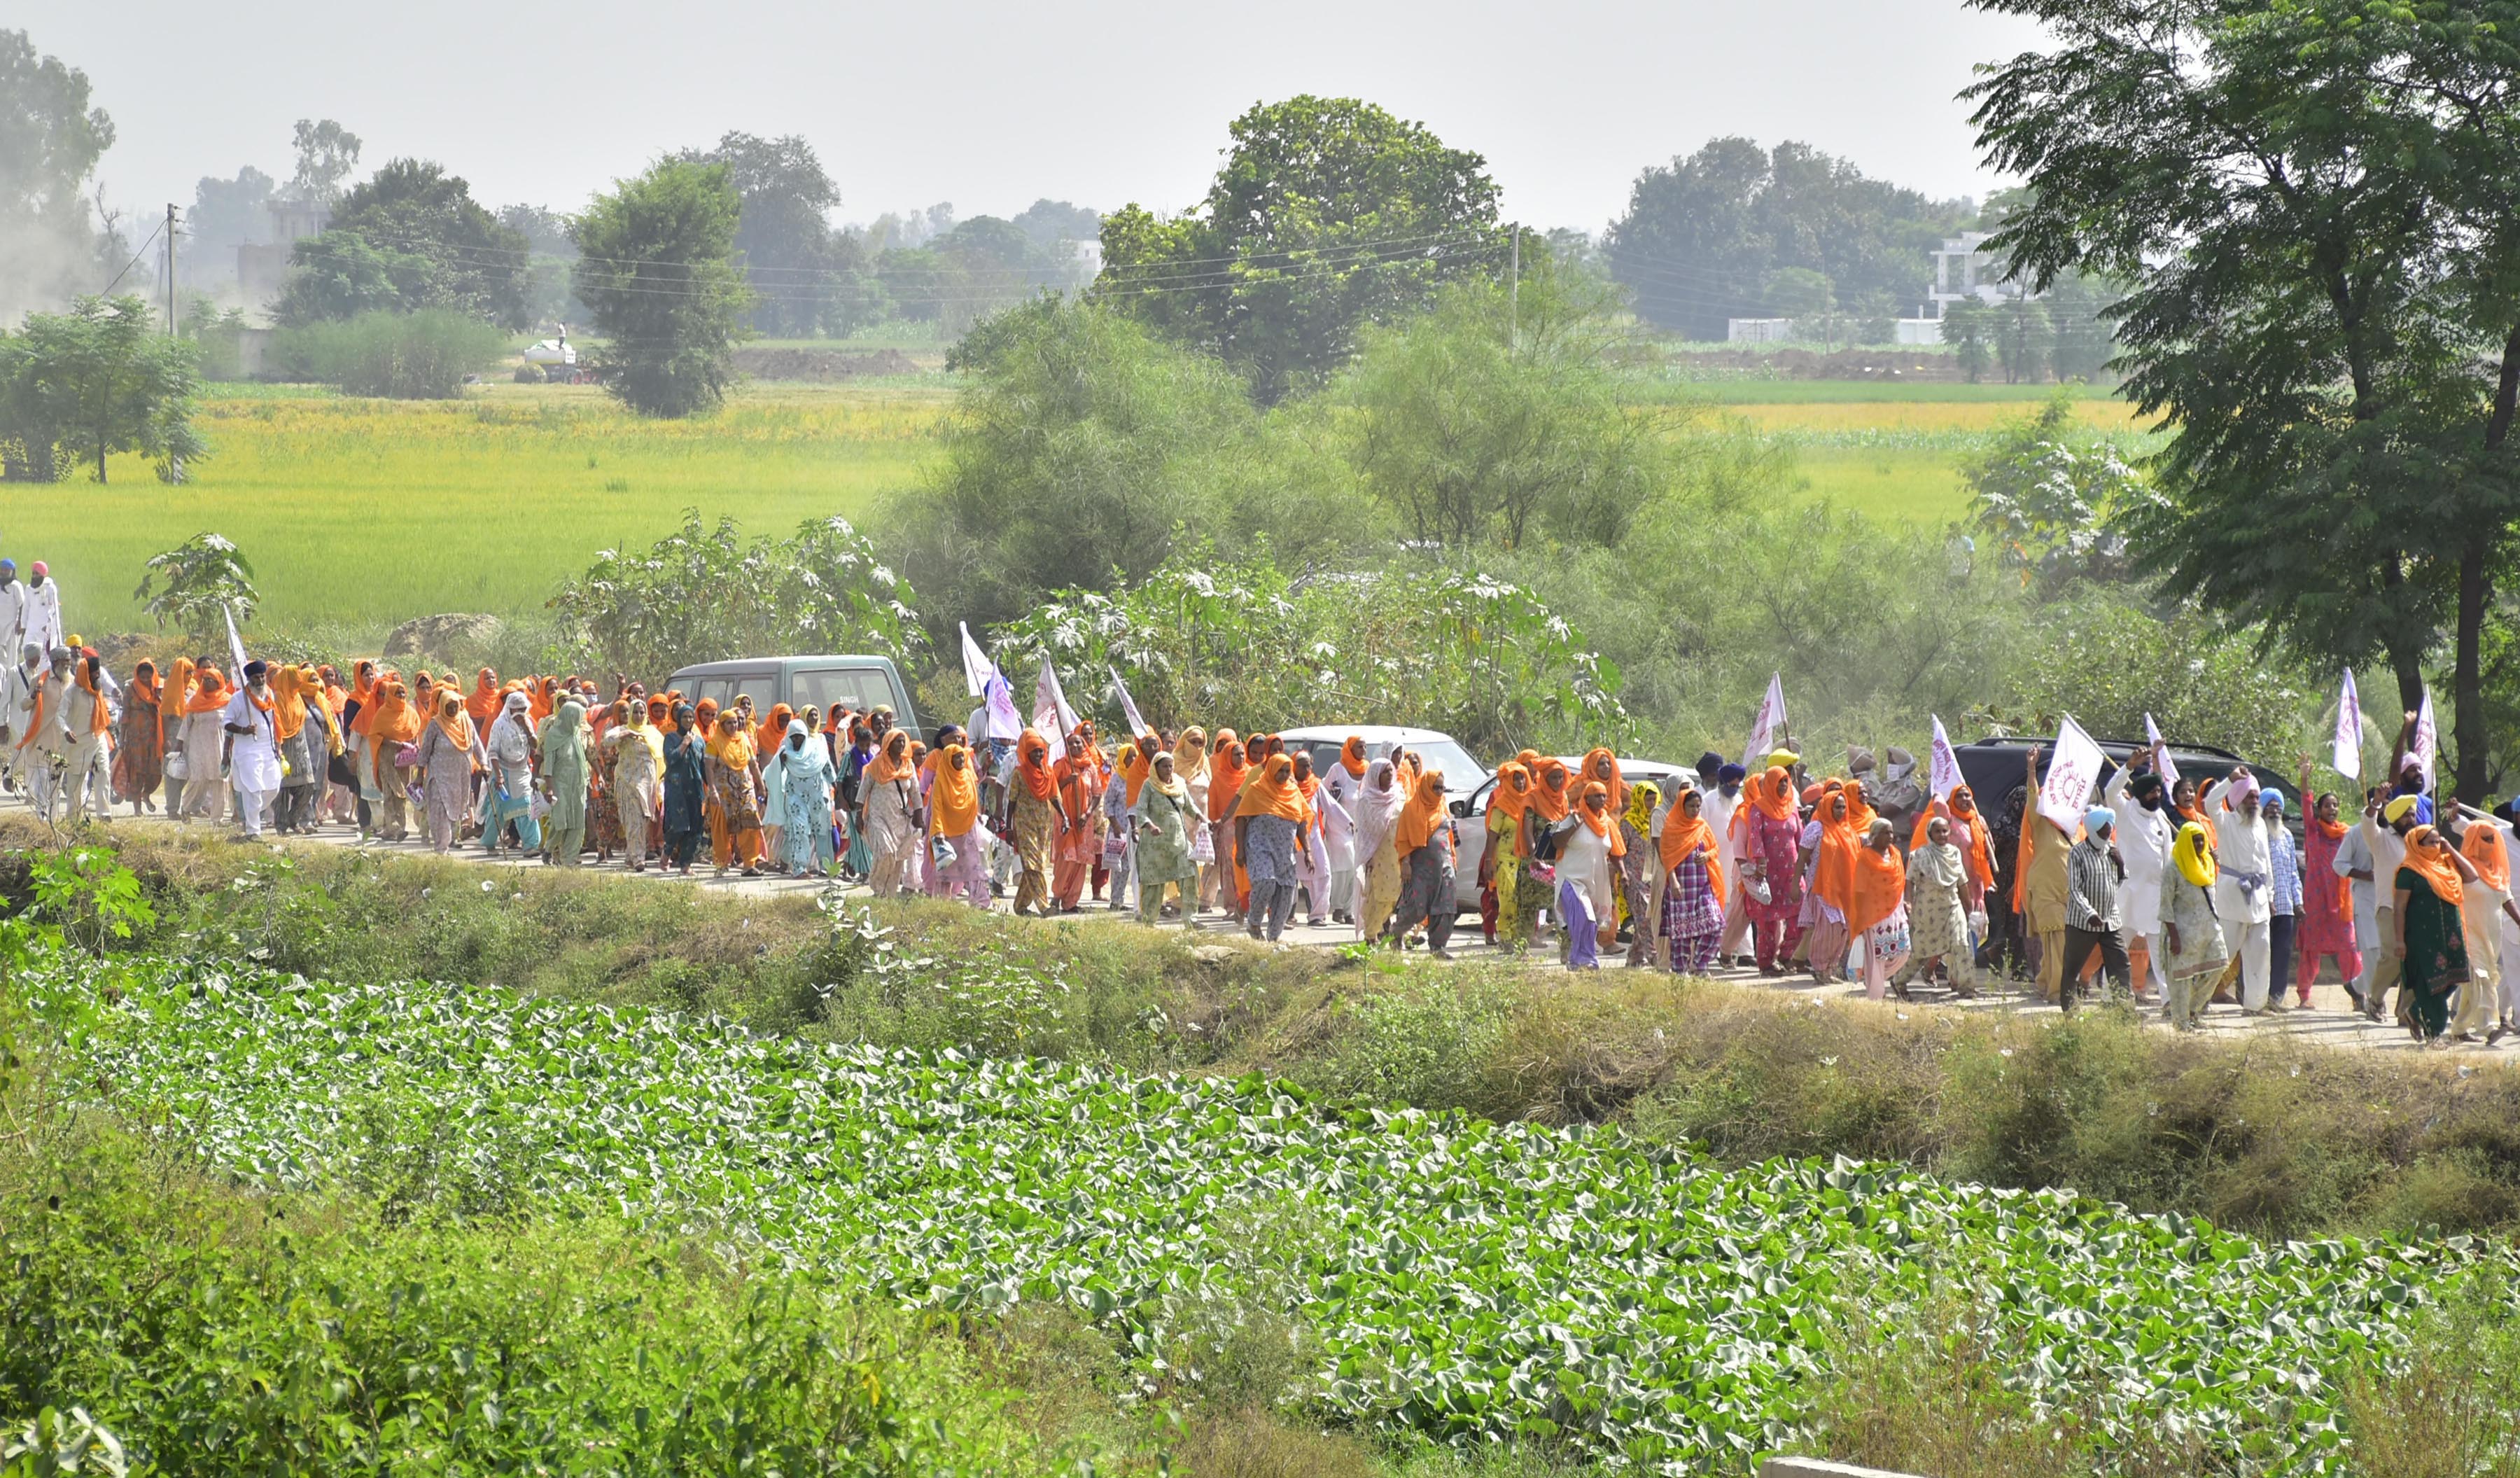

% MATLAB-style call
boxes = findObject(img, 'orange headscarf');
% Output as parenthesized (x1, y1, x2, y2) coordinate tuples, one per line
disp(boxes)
(184, 667, 230, 716)
(1530, 758, 1572, 823)
(755, 704, 793, 756)
(1121, 737, 1155, 806)
(1659, 787, 1723, 893)
(1578, 748, 1625, 815)
(2401, 825, 2465, 905)
(271, 665, 309, 741)
(531, 676, 556, 727)
(868, 730, 915, 784)
(1841, 781, 1878, 836)
(1207, 733, 1248, 823)
(1236, 753, 1310, 824)
(1575, 779, 1627, 858)
(1338, 735, 1368, 781)
(1809, 790, 1858, 916)
(1016, 729, 1056, 800)
(1395, 769, 1448, 858)
(72, 660, 111, 735)
(433, 690, 475, 751)
(465, 668, 501, 725)
(162, 657, 195, 746)
(2463, 822, 2511, 894)
(1847, 825, 1907, 935)
(930, 743, 980, 837)
(366, 680, 420, 782)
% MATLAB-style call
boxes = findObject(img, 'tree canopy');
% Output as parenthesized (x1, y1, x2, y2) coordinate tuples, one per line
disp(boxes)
(276, 159, 532, 329)
(1603, 137, 1973, 340)
(676, 131, 871, 337)
(1096, 95, 1508, 403)
(0, 29, 116, 323)
(0, 295, 206, 485)
(1970, 0, 2520, 797)
(571, 160, 751, 419)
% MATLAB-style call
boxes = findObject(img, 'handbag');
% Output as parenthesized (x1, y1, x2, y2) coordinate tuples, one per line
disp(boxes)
(1190, 819, 1216, 864)
(1531, 818, 1568, 863)
(394, 743, 421, 770)
(928, 832, 960, 872)
(164, 749, 188, 782)
(528, 790, 553, 822)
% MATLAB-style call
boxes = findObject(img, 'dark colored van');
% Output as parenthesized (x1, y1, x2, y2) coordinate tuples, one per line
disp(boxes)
(664, 656, 921, 737)
(1949, 734, 2300, 821)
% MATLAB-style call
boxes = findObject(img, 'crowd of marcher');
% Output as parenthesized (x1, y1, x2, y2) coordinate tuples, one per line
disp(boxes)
(4, 605, 2512, 1043)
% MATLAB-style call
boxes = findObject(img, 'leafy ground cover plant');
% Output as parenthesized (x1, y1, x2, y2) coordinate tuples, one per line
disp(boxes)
(26, 951, 2502, 1474)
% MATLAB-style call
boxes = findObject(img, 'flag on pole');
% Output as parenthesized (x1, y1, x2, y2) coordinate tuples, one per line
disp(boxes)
(1927, 716, 1963, 799)
(1744, 674, 1788, 765)
(2143, 712, 2177, 783)
(1033, 656, 1077, 737)
(2331, 669, 2363, 779)
(2037, 715, 2106, 836)
(224, 602, 251, 683)
(2413, 688, 2438, 788)
(1109, 666, 1149, 739)
(957, 622, 995, 698)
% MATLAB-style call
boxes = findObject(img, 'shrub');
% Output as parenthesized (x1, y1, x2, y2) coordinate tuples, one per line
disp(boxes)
(272, 309, 508, 398)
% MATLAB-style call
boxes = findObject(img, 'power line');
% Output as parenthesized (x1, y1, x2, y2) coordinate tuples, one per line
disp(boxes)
(100, 218, 168, 295)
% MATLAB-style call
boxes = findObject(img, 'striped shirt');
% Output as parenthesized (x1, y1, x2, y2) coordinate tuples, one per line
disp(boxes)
(2066, 838, 2123, 933)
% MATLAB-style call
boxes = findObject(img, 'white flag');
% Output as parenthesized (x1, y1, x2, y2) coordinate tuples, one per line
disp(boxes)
(1744, 673, 1788, 767)
(2413, 688, 2437, 788)
(2143, 713, 2178, 783)
(1033, 656, 1077, 737)
(2330, 670, 2362, 779)
(2037, 715, 2106, 837)
(1109, 666, 1149, 739)
(957, 622, 995, 698)
(225, 601, 251, 683)
(1928, 716, 1963, 800)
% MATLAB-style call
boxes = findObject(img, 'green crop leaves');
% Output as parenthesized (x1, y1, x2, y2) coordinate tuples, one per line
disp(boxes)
(28, 953, 2504, 1474)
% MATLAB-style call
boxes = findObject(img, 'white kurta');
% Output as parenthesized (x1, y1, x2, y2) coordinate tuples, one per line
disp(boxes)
(0, 581, 25, 654)
(1555, 819, 1617, 921)
(23, 581, 62, 654)
(2105, 769, 2172, 935)
(2205, 782, 2274, 926)
(1319, 765, 1362, 874)
(223, 690, 284, 793)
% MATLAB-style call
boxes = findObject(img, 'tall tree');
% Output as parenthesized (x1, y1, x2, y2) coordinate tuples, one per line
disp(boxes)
(0, 29, 115, 321)
(1096, 95, 1507, 403)
(1970, 0, 2520, 800)
(0, 295, 205, 484)
(676, 132, 867, 337)
(276, 159, 532, 329)
(572, 160, 750, 419)
(1604, 137, 1973, 339)
(288, 118, 361, 205)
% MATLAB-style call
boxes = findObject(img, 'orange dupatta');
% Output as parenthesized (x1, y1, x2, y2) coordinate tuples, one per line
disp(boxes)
(465, 669, 501, 725)
(1394, 770, 1448, 858)
(1576, 780, 1626, 858)
(1207, 735, 1248, 823)
(1236, 754, 1310, 825)
(930, 744, 980, 837)
(1847, 836, 1907, 935)
(1530, 758, 1572, 823)
(1658, 791, 1723, 901)
(2462, 822, 2510, 894)
(2401, 825, 2465, 906)
(1579, 747, 1625, 815)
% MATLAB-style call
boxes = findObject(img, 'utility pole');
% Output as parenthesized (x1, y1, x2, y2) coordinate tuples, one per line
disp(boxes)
(1508, 230, 1518, 356)
(165, 203, 178, 336)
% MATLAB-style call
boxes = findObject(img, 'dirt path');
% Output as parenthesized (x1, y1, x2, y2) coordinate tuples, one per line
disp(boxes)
(29, 795, 2498, 1061)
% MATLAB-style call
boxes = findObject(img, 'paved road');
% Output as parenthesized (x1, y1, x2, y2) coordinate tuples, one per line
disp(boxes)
(33, 796, 2505, 1061)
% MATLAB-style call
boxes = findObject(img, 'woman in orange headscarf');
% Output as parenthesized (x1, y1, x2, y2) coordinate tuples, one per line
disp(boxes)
(1578, 748, 1625, 817)
(1737, 766, 1807, 976)
(926, 741, 987, 906)
(363, 676, 423, 842)
(2455, 816, 2518, 1039)
(1848, 816, 1912, 1000)
(1656, 786, 1725, 973)
(266, 664, 316, 835)
(1805, 786, 1859, 985)
(1382, 768, 1459, 956)
(174, 666, 232, 824)
(1049, 725, 1107, 912)
(2397, 824, 2477, 1040)
(1550, 777, 1628, 969)
(860, 727, 920, 896)
(1485, 761, 1535, 951)
(465, 668, 502, 727)
(1235, 753, 1312, 942)
(112, 659, 164, 814)
(416, 689, 486, 853)
(708, 713, 765, 877)
(1205, 730, 1248, 917)
(1007, 729, 1062, 916)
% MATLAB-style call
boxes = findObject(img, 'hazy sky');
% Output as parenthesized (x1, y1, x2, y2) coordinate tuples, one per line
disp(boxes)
(21, 0, 2047, 242)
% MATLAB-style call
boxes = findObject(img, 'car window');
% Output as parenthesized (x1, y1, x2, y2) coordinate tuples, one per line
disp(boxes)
(694, 677, 736, 709)
(792, 667, 895, 719)
(730, 674, 776, 712)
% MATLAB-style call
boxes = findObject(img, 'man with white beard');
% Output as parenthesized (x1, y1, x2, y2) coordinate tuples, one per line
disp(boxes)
(2205, 767, 2278, 1012)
